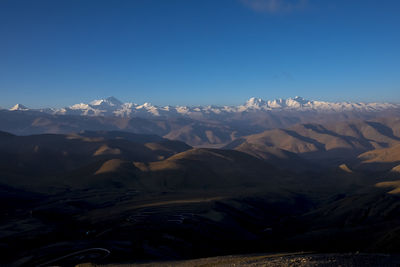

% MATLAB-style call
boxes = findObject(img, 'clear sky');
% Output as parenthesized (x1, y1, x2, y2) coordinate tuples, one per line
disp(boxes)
(1, 0, 400, 108)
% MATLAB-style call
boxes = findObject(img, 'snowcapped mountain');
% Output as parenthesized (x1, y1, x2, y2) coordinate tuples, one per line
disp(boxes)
(9, 104, 29, 111)
(238, 96, 399, 112)
(8, 96, 399, 118)
(90, 96, 123, 107)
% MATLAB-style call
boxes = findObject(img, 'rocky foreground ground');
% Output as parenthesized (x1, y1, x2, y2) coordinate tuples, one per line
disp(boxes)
(77, 253, 400, 267)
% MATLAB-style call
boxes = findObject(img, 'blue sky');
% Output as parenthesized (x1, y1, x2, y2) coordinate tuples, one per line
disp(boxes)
(1, 0, 400, 108)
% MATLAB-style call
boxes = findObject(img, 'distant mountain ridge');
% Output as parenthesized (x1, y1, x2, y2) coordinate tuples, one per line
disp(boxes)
(6, 96, 400, 118)
(2, 97, 400, 146)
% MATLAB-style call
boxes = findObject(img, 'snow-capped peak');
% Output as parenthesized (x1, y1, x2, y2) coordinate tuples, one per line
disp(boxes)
(291, 96, 308, 104)
(267, 98, 285, 108)
(10, 104, 29, 111)
(285, 96, 310, 108)
(137, 102, 153, 108)
(70, 103, 91, 110)
(39, 96, 400, 118)
(90, 96, 123, 107)
(244, 97, 266, 109)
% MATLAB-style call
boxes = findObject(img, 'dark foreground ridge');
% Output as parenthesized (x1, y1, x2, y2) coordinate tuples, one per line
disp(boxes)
(97, 253, 400, 267)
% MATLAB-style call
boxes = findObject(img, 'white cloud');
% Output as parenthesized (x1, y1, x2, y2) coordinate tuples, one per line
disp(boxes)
(241, 0, 309, 14)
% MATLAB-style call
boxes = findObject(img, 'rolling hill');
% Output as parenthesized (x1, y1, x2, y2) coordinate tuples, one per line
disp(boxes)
(2, 120, 400, 265)
(0, 131, 191, 191)
(226, 118, 400, 166)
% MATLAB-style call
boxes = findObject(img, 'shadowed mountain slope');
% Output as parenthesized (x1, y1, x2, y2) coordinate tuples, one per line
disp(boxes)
(0, 131, 191, 190)
(353, 143, 400, 172)
(59, 148, 291, 192)
(76, 130, 165, 143)
(3, 123, 400, 265)
(285, 185, 400, 252)
(133, 148, 287, 192)
(226, 118, 400, 167)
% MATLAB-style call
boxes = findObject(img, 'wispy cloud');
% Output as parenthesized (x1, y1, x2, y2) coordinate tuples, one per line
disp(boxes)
(240, 0, 309, 14)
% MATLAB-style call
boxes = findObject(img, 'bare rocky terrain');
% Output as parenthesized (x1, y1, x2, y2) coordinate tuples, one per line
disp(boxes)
(97, 253, 400, 267)
(1, 110, 400, 266)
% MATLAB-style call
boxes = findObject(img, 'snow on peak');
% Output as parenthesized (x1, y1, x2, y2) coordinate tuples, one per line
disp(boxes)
(90, 96, 123, 107)
(245, 97, 266, 107)
(249, 97, 263, 104)
(267, 98, 285, 108)
(40, 96, 399, 118)
(241, 96, 398, 112)
(137, 102, 153, 108)
(70, 103, 90, 110)
(10, 104, 29, 111)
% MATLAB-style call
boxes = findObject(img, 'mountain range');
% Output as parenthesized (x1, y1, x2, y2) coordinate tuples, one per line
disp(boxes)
(3, 96, 400, 147)
(7, 96, 400, 118)
(2, 123, 400, 265)
(2, 98, 400, 264)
